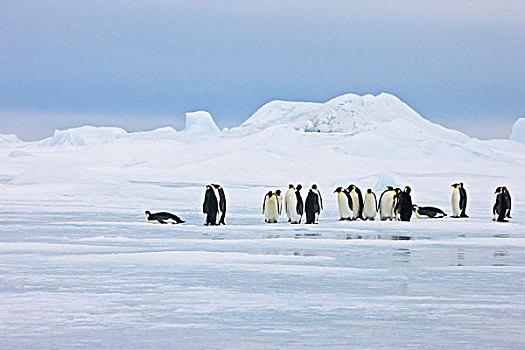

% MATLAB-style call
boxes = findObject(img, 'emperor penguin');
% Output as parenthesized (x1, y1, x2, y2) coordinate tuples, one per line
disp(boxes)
(334, 187, 353, 220)
(493, 187, 510, 222)
(288, 184, 304, 224)
(362, 189, 377, 220)
(347, 185, 363, 220)
(263, 191, 280, 223)
(412, 205, 447, 219)
(378, 186, 396, 221)
(284, 184, 295, 222)
(395, 186, 413, 222)
(212, 184, 227, 225)
(275, 190, 282, 216)
(305, 184, 322, 224)
(145, 211, 185, 224)
(451, 183, 468, 218)
(203, 185, 220, 225)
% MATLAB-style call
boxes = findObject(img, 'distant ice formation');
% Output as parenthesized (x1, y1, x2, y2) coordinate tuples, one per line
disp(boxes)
(510, 118, 525, 143)
(47, 126, 127, 147)
(183, 111, 220, 134)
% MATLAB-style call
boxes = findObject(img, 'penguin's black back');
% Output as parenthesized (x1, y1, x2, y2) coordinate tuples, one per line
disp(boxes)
(397, 192, 413, 221)
(417, 206, 446, 218)
(203, 187, 218, 225)
(305, 190, 319, 223)
(296, 190, 304, 216)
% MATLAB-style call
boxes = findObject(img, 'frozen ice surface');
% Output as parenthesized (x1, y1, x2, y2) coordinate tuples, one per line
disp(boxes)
(1, 92, 524, 348)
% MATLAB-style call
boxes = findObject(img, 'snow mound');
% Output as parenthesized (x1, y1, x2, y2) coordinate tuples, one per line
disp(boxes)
(9, 163, 122, 185)
(510, 118, 525, 143)
(0, 133, 22, 146)
(238, 93, 424, 134)
(47, 126, 127, 147)
(183, 111, 220, 134)
(233, 92, 500, 161)
(9, 151, 34, 158)
(241, 100, 322, 131)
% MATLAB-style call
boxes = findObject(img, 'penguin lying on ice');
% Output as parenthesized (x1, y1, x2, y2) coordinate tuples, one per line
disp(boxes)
(412, 205, 447, 219)
(145, 211, 185, 224)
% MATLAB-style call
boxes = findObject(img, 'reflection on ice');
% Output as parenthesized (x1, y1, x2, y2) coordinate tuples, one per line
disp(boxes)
(337, 233, 411, 241)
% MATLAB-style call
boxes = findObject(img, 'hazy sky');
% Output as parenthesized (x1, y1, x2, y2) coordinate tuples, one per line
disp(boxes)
(1, 0, 524, 140)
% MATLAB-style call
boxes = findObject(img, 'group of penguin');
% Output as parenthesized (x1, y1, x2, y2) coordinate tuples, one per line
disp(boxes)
(145, 183, 513, 225)
(265, 183, 444, 224)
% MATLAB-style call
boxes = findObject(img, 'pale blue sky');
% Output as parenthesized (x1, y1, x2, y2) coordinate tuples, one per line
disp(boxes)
(1, 0, 524, 140)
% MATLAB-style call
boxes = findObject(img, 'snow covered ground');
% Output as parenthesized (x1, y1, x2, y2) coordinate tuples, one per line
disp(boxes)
(1, 93, 524, 349)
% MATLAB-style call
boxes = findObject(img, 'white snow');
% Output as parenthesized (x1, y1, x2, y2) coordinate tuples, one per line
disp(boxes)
(183, 111, 220, 134)
(0, 92, 524, 349)
(510, 117, 525, 143)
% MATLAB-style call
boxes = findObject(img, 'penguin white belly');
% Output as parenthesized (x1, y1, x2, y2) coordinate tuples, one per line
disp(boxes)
(363, 195, 377, 220)
(451, 189, 461, 217)
(288, 195, 302, 223)
(147, 219, 160, 224)
(284, 189, 294, 220)
(264, 196, 279, 223)
(414, 211, 430, 219)
(337, 193, 352, 219)
(350, 192, 359, 219)
(380, 193, 395, 220)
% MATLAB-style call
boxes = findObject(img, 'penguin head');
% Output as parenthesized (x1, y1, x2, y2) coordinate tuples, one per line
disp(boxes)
(275, 190, 281, 196)
(145, 211, 150, 218)
(348, 184, 355, 191)
(404, 186, 411, 194)
(267, 190, 273, 197)
(312, 184, 317, 190)
(296, 184, 302, 191)
(288, 184, 294, 189)
(494, 186, 501, 194)
(412, 205, 418, 212)
(395, 188, 402, 194)
(460, 182, 464, 187)
(451, 183, 459, 188)
(502, 186, 508, 193)
(334, 187, 342, 193)
(367, 189, 372, 194)
(387, 186, 393, 190)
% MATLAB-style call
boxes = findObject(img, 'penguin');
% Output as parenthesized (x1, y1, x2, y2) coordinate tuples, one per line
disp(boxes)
(347, 185, 363, 220)
(451, 183, 468, 218)
(501, 186, 512, 218)
(412, 205, 447, 219)
(263, 191, 279, 223)
(362, 189, 377, 220)
(212, 184, 227, 225)
(305, 184, 322, 224)
(493, 187, 510, 222)
(378, 186, 396, 221)
(284, 184, 295, 222)
(334, 187, 353, 220)
(287, 184, 304, 224)
(275, 189, 282, 216)
(395, 186, 413, 222)
(203, 185, 220, 225)
(145, 211, 185, 224)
